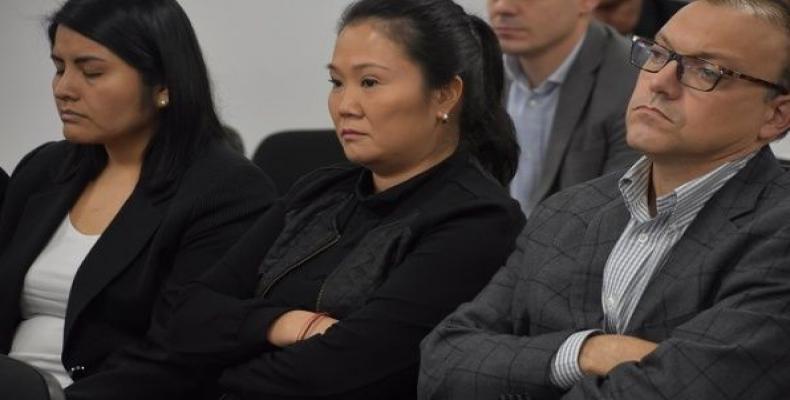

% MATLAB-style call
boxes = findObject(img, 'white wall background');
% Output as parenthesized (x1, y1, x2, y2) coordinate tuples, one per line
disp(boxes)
(0, 0, 486, 172)
(1, 0, 787, 172)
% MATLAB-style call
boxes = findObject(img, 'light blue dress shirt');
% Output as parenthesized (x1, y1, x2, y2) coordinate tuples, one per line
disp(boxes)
(505, 36, 585, 216)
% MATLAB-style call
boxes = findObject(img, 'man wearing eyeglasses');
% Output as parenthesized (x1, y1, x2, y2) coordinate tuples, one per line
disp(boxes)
(419, 1, 790, 399)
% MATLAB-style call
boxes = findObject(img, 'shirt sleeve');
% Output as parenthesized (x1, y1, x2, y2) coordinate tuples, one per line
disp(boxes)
(549, 329, 601, 389)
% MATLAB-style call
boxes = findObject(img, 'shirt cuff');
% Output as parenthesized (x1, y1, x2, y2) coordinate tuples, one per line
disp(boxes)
(549, 329, 602, 390)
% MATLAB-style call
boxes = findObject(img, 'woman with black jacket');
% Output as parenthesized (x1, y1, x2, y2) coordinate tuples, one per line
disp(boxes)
(166, 1, 525, 399)
(0, 0, 276, 398)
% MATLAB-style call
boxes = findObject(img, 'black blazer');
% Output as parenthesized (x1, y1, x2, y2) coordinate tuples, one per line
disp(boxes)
(169, 152, 525, 399)
(0, 167, 7, 214)
(0, 140, 276, 398)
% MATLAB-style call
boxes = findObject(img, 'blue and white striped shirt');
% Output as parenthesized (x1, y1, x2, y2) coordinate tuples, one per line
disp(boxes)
(550, 153, 755, 389)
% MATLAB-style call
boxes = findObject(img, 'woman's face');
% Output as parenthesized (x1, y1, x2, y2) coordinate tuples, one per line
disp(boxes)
(328, 20, 458, 177)
(51, 25, 161, 146)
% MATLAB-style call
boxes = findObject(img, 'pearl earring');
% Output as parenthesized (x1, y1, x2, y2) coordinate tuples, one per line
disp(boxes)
(440, 113, 449, 123)
(158, 98, 169, 107)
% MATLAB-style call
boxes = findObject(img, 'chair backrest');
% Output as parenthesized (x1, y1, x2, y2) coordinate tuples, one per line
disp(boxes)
(0, 355, 66, 400)
(252, 129, 348, 195)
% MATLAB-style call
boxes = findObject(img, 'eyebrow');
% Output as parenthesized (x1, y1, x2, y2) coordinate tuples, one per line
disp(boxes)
(50, 54, 108, 65)
(327, 62, 391, 72)
(654, 32, 736, 65)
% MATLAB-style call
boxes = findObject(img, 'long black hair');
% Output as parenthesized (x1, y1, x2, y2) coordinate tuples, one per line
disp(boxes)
(47, 0, 224, 192)
(339, 0, 519, 186)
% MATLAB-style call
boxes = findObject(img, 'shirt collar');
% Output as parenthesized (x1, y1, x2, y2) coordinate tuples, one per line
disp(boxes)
(504, 31, 587, 93)
(618, 152, 756, 225)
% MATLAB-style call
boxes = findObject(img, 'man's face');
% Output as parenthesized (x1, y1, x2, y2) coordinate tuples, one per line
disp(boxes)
(487, 0, 590, 57)
(626, 1, 790, 164)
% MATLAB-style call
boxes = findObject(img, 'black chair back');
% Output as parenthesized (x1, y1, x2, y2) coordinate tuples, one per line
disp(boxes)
(252, 129, 347, 195)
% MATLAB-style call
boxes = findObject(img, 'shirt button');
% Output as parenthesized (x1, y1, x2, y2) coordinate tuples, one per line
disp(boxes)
(638, 233, 649, 243)
(528, 99, 538, 107)
(606, 296, 616, 307)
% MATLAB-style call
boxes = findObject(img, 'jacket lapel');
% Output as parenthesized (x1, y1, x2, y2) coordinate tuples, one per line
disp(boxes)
(0, 167, 89, 351)
(626, 148, 782, 333)
(63, 185, 168, 344)
(532, 22, 607, 206)
(571, 194, 630, 329)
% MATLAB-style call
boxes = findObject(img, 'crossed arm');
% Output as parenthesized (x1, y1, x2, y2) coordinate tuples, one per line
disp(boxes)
(419, 204, 790, 400)
(168, 204, 521, 399)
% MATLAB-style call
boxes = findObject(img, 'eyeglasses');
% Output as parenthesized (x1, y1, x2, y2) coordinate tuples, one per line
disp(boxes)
(629, 36, 789, 94)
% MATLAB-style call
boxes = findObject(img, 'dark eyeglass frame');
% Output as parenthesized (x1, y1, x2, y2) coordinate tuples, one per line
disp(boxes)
(629, 36, 789, 95)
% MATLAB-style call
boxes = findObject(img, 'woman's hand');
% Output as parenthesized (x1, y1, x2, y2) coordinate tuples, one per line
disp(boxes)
(267, 310, 338, 347)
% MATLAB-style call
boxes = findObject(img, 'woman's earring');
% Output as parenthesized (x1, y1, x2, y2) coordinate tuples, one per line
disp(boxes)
(440, 112, 449, 124)
(158, 97, 169, 107)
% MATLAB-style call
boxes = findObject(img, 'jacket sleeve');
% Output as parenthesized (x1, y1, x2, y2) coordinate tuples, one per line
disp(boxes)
(561, 211, 790, 400)
(172, 201, 523, 399)
(0, 142, 58, 256)
(166, 200, 290, 365)
(64, 160, 277, 400)
(417, 228, 572, 400)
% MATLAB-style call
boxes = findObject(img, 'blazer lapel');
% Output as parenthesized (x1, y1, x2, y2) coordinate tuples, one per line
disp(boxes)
(571, 194, 630, 329)
(0, 166, 90, 351)
(6, 180, 86, 279)
(532, 22, 608, 206)
(626, 148, 782, 334)
(63, 185, 167, 344)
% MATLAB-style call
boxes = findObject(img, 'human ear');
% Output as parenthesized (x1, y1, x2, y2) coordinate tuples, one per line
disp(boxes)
(759, 93, 790, 142)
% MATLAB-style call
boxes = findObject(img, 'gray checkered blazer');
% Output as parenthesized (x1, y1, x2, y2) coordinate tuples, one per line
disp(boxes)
(419, 147, 790, 400)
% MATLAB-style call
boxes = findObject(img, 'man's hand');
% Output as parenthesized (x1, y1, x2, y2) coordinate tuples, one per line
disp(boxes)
(579, 334, 658, 376)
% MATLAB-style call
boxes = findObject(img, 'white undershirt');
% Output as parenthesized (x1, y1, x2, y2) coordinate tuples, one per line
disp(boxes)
(9, 215, 99, 388)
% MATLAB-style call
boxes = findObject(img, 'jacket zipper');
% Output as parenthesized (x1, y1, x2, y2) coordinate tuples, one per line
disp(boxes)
(259, 232, 341, 298)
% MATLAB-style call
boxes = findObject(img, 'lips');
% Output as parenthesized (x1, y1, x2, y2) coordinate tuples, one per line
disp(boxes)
(632, 105, 672, 122)
(58, 109, 87, 122)
(340, 128, 365, 136)
(493, 26, 525, 36)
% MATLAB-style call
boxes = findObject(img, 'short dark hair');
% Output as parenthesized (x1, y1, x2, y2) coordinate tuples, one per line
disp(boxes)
(339, 0, 520, 186)
(48, 0, 224, 192)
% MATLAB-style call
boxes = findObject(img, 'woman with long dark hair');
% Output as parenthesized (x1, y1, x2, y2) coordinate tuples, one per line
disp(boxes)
(165, 0, 523, 399)
(0, 0, 275, 398)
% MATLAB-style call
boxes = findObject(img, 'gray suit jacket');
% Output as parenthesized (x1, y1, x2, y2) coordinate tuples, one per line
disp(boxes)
(513, 21, 640, 211)
(419, 147, 790, 400)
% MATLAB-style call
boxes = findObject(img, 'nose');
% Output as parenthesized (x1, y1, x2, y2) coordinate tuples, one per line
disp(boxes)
(53, 68, 79, 102)
(333, 86, 362, 120)
(647, 60, 682, 99)
(488, 0, 516, 17)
